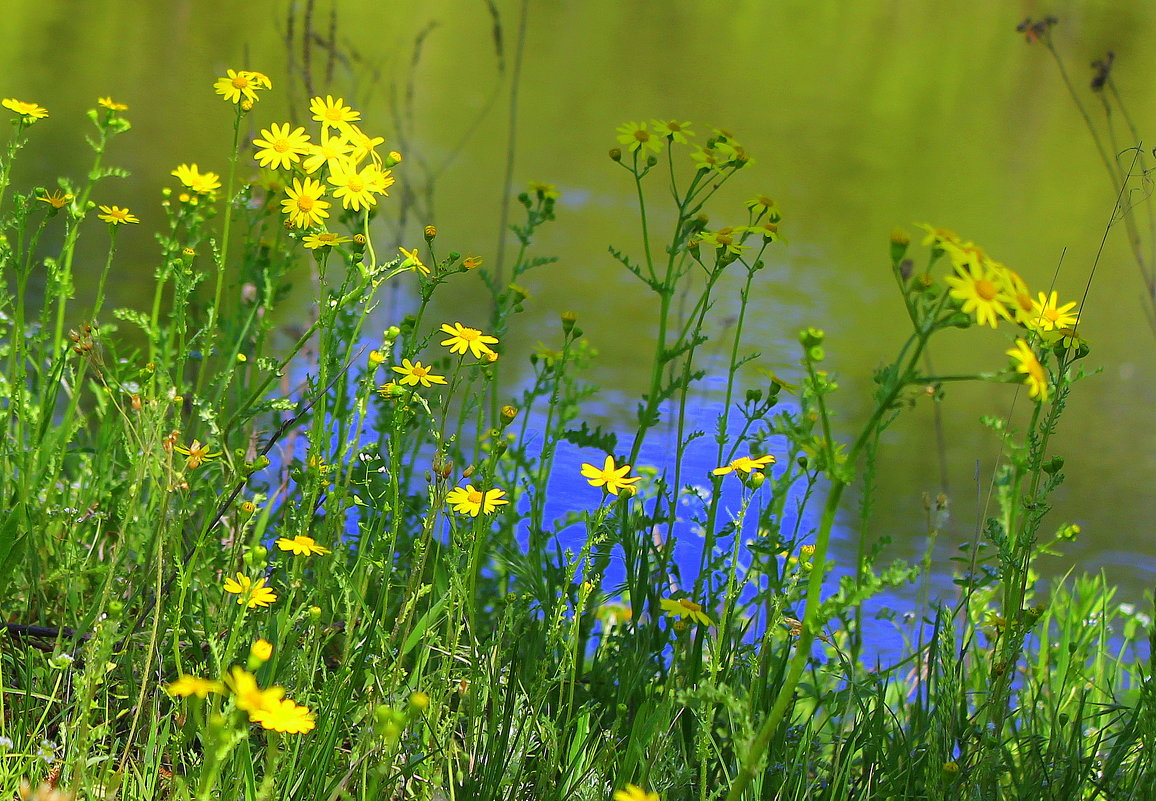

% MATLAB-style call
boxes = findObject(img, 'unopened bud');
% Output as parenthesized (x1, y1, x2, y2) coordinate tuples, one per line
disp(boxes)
(609, 148, 622, 162)
(799, 327, 825, 348)
(423, 225, 437, 240)
(500, 405, 519, 427)
(890, 228, 910, 263)
(561, 310, 577, 335)
(432, 456, 454, 480)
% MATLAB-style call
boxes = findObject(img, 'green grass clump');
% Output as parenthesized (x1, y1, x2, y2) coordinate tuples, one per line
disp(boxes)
(0, 75, 1152, 801)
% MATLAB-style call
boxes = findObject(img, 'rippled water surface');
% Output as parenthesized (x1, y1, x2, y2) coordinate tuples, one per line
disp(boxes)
(4, 0, 1155, 605)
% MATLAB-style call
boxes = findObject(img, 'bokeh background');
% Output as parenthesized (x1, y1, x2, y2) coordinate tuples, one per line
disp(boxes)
(3, 0, 1154, 603)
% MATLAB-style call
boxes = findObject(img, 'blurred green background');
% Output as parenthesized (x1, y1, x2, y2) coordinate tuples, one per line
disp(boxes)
(3, 0, 1154, 597)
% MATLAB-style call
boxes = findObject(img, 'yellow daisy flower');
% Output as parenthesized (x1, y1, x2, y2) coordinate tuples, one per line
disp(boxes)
(173, 439, 221, 469)
(391, 359, 446, 387)
(439, 322, 499, 359)
(280, 177, 331, 229)
(999, 268, 1036, 326)
(38, 190, 72, 209)
(223, 573, 278, 608)
(915, 223, 961, 249)
(659, 597, 715, 626)
(250, 697, 316, 734)
(1, 98, 48, 120)
(96, 205, 139, 225)
(214, 69, 267, 105)
(327, 164, 382, 211)
(224, 666, 283, 713)
(445, 485, 509, 516)
(275, 535, 332, 556)
(614, 785, 660, 801)
(695, 227, 747, 256)
(363, 166, 395, 195)
(166, 674, 223, 698)
(1029, 291, 1079, 332)
(345, 124, 385, 165)
(944, 258, 1011, 329)
(301, 132, 354, 175)
(399, 246, 430, 275)
(97, 97, 128, 111)
(651, 119, 694, 143)
(1006, 339, 1049, 402)
(309, 95, 361, 131)
(616, 121, 664, 154)
(712, 455, 775, 476)
(528, 181, 560, 200)
(580, 455, 641, 496)
(171, 163, 222, 196)
(253, 123, 313, 171)
(302, 232, 352, 250)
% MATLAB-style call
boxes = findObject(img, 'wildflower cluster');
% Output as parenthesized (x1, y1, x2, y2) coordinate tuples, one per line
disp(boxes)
(912, 224, 1086, 403)
(246, 94, 397, 231)
(167, 665, 315, 734)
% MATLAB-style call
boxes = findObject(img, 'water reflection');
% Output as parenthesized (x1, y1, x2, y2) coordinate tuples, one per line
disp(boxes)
(4, 0, 1155, 600)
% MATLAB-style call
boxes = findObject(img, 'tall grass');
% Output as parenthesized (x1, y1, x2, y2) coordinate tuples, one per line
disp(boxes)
(0, 71, 1152, 801)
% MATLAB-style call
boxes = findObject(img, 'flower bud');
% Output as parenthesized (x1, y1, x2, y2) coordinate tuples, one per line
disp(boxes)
(561, 310, 578, 335)
(463, 256, 483, 270)
(609, 148, 622, 162)
(890, 228, 910, 263)
(386, 151, 403, 167)
(432, 455, 454, 480)
(369, 350, 385, 365)
(408, 691, 430, 712)
(423, 225, 437, 240)
(500, 405, 519, 428)
(249, 639, 273, 667)
(799, 327, 825, 348)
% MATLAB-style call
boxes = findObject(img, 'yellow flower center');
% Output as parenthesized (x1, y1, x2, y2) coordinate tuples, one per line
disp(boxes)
(633, 130, 650, 142)
(1015, 292, 1032, 312)
(318, 233, 337, 244)
(273, 139, 290, 153)
(717, 234, 734, 246)
(467, 490, 483, 504)
(232, 76, 251, 89)
(976, 279, 998, 301)
(413, 365, 429, 377)
(346, 176, 364, 192)
(325, 108, 343, 121)
(1044, 308, 1060, 321)
(678, 599, 702, 612)
(460, 328, 480, 340)
(297, 196, 314, 211)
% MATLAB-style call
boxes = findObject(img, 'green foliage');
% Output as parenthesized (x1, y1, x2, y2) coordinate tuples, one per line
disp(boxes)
(0, 85, 1150, 801)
